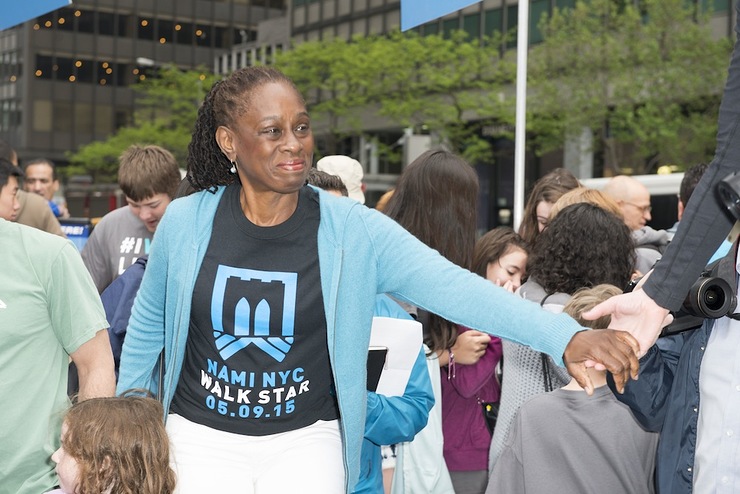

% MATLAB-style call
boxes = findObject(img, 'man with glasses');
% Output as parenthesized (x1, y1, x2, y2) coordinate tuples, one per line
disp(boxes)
(603, 175, 670, 274)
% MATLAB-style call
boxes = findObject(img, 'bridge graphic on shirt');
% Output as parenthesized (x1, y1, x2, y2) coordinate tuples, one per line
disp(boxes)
(210, 266, 297, 362)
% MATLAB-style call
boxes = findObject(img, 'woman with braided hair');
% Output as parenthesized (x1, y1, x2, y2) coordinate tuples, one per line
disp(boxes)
(117, 66, 640, 493)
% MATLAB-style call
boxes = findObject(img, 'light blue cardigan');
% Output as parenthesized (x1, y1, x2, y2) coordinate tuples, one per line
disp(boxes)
(117, 185, 584, 491)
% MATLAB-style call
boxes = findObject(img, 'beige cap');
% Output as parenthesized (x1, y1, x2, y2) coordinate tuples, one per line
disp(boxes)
(316, 155, 365, 204)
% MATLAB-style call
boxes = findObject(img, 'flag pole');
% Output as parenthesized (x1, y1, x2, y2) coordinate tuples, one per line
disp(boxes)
(513, 0, 530, 231)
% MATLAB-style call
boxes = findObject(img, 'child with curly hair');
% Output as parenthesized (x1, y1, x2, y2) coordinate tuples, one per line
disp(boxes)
(47, 395, 175, 494)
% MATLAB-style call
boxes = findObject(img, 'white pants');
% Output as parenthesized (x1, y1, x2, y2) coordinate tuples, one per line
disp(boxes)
(166, 414, 345, 493)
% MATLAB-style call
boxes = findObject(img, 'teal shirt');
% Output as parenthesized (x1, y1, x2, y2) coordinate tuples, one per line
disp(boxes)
(117, 185, 584, 491)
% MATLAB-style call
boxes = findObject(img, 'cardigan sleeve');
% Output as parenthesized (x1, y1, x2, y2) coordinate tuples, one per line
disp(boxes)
(116, 216, 170, 395)
(357, 208, 584, 366)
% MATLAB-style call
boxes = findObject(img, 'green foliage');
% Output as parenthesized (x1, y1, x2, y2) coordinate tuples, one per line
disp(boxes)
(528, 0, 732, 173)
(371, 30, 516, 164)
(275, 30, 517, 163)
(66, 65, 217, 182)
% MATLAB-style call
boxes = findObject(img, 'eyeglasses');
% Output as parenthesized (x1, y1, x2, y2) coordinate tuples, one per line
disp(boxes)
(623, 201, 652, 213)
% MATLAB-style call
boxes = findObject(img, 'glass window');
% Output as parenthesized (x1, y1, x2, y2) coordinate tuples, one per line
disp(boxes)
(174, 21, 192, 44)
(56, 8, 74, 32)
(530, 0, 549, 44)
(94, 105, 114, 137)
(98, 61, 113, 86)
(506, 5, 518, 48)
(215, 26, 230, 48)
(138, 16, 155, 40)
(115, 62, 128, 86)
(195, 25, 212, 47)
(0, 100, 20, 132)
(484, 8, 502, 37)
(115, 109, 131, 129)
(443, 18, 458, 37)
(36, 13, 55, 30)
(424, 22, 439, 35)
(556, 0, 576, 9)
(463, 13, 480, 39)
(75, 103, 93, 135)
(52, 101, 73, 132)
(99, 12, 116, 35)
(235, 28, 256, 44)
(35, 55, 53, 80)
(702, 0, 730, 12)
(77, 10, 95, 33)
(75, 59, 94, 83)
(56, 57, 75, 82)
(33, 100, 53, 132)
(118, 14, 130, 37)
(158, 19, 174, 44)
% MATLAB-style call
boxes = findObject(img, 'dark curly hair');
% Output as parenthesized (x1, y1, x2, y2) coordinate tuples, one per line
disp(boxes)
(383, 149, 479, 353)
(527, 202, 635, 295)
(187, 66, 302, 192)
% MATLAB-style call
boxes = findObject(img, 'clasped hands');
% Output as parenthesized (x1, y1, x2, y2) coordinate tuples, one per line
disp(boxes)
(563, 288, 672, 395)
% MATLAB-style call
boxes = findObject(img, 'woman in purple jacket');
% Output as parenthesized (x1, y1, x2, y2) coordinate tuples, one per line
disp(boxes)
(441, 228, 528, 494)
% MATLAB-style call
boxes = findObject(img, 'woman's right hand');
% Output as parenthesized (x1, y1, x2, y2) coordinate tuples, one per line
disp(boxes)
(450, 330, 491, 365)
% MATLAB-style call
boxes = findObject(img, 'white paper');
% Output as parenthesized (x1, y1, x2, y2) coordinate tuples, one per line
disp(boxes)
(368, 316, 424, 397)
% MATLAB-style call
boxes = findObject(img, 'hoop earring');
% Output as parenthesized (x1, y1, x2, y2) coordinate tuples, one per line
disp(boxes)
(229, 160, 237, 174)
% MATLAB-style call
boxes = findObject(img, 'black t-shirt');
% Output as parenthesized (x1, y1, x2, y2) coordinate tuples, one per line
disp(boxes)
(170, 184, 338, 435)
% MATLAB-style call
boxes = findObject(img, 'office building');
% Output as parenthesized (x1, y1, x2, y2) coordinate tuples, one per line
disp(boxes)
(0, 0, 286, 163)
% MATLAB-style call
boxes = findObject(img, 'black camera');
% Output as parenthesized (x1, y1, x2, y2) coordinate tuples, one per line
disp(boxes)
(661, 264, 737, 337)
(624, 170, 740, 336)
(626, 247, 738, 337)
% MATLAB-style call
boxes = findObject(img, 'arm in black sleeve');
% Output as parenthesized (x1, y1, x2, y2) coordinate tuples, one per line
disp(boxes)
(644, 4, 740, 311)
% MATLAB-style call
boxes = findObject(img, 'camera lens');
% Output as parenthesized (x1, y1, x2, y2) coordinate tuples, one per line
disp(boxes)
(685, 276, 735, 318)
(703, 288, 724, 311)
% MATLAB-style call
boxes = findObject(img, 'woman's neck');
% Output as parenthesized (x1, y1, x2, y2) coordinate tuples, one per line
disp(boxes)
(239, 186, 300, 226)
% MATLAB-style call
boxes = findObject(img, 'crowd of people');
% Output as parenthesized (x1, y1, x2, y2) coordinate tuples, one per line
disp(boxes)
(2, 4, 740, 492)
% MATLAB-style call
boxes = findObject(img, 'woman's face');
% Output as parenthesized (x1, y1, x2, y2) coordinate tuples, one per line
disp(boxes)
(535, 200, 555, 232)
(51, 423, 80, 494)
(486, 246, 528, 291)
(221, 81, 314, 195)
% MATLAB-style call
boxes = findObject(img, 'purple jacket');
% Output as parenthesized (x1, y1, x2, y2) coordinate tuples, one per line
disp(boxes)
(441, 326, 503, 471)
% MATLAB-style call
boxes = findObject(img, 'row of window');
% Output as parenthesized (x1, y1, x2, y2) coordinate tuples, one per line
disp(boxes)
(0, 100, 21, 133)
(32, 99, 131, 137)
(292, 0, 729, 11)
(34, 55, 168, 86)
(293, 0, 731, 43)
(215, 44, 283, 73)
(410, 0, 576, 45)
(410, 0, 730, 45)
(34, 8, 257, 49)
(0, 51, 20, 83)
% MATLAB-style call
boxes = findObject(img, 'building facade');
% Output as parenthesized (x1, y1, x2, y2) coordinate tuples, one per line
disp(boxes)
(0, 0, 286, 163)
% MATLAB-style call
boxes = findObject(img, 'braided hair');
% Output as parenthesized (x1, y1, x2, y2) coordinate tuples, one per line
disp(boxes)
(187, 66, 302, 192)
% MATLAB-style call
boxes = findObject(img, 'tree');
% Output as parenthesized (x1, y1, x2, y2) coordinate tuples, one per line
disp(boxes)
(372, 30, 516, 165)
(276, 37, 379, 155)
(275, 31, 517, 165)
(527, 0, 732, 174)
(66, 65, 216, 182)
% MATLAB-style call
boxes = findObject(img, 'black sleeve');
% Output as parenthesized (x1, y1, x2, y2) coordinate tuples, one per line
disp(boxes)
(644, 4, 740, 311)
